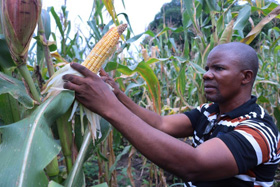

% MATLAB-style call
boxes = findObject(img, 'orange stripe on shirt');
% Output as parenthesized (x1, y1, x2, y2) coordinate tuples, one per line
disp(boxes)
(235, 125, 270, 162)
(209, 112, 218, 117)
(229, 116, 250, 123)
(245, 169, 256, 177)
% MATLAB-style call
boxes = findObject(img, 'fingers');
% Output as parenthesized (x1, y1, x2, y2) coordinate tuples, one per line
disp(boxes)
(100, 73, 113, 84)
(99, 68, 108, 76)
(70, 62, 98, 78)
(63, 80, 81, 91)
(99, 68, 112, 83)
(62, 74, 85, 85)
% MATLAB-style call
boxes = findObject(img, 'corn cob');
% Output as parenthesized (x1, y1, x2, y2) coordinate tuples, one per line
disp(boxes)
(42, 24, 127, 96)
(1, 0, 42, 65)
(82, 24, 127, 73)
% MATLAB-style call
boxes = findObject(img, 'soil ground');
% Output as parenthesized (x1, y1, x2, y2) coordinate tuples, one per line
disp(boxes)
(84, 150, 184, 187)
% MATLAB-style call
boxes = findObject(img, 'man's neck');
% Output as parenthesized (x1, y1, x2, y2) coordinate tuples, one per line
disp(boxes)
(218, 95, 251, 114)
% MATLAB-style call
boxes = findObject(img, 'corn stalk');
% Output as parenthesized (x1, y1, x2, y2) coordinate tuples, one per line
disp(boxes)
(37, 15, 55, 77)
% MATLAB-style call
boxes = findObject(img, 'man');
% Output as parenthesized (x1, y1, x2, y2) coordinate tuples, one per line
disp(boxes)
(63, 42, 280, 186)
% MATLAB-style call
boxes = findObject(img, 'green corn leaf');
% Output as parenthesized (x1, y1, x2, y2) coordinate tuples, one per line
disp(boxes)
(241, 5, 280, 44)
(252, 2, 280, 18)
(0, 91, 75, 187)
(109, 145, 131, 175)
(48, 181, 64, 187)
(93, 183, 109, 187)
(126, 33, 144, 44)
(176, 62, 187, 103)
(124, 82, 145, 95)
(190, 61, 206, 74)
(66, 117, 111, 187)
(0, 35, 15, 69)
(64, 128, 90, 187)
(182, 9, 192, 28)
(154, 27, 184, 38)
(126, 30, 155, 44)
(87, 20, 102, 41)
(205, 0, 221, 12)
(182, 0, 201, 35)
(0, 72, 34, 109)
(102, 0, 119, 25)
(105, 61, 162, 114)
(219, 19, 235, 44)
(0, 93, 20, 125)
(50, 7, 64, 37)
(233, 5, 251, 31)
(216, 15, 224, 36)
(41, 9, 51, 40)
(183, 0, 195, 25)
(257, 95, 270, 103)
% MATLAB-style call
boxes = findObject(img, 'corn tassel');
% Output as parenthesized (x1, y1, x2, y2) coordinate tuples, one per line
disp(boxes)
(82, 24, 127, 73)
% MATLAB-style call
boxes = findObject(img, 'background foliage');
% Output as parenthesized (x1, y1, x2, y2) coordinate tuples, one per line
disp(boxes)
(0, 0, 279, 186)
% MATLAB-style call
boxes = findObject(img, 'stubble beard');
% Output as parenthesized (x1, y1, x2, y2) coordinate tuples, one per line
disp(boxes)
(204, 91, 225, 103)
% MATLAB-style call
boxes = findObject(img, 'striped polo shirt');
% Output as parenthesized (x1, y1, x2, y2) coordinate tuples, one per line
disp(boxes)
(184, 96, 280, 187)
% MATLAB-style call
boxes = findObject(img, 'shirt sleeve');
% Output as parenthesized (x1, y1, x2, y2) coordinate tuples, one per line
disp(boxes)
(218, 120, 277, 174)
(218, 130, 257, 173)
(184, 105, 205, 129)
(184, 108, 200, 130)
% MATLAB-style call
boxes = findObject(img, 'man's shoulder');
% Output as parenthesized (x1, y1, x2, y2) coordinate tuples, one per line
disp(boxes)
(247, 103, 276, 128)
(196, 102, 218, 113)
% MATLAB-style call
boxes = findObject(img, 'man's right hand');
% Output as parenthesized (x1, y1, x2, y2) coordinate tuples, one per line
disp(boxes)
(99, 69, 122, 97)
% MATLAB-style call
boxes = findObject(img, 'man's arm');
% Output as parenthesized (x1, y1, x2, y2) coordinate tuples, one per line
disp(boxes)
(63, 63, 239, 181)
(101, 101, 239, 181)
(100, 69, 194, 138)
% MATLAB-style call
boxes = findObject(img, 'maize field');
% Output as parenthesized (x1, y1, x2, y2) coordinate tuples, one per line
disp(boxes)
(0, 0, 279, 186)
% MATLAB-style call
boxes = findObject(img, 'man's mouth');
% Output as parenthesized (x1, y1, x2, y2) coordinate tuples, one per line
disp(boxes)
(204, 84, 217, 92)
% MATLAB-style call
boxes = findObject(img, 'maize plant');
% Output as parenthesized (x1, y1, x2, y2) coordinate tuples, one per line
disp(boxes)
(1, 0, 280, 186)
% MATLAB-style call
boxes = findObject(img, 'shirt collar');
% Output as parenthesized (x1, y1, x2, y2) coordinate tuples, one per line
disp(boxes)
(207, 96, 257, 119)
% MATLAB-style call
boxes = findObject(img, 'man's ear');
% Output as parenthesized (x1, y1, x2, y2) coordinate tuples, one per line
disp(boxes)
(241, 70, 253, 85)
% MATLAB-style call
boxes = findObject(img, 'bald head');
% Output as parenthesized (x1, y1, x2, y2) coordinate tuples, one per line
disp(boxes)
(209, 42, 259, 82)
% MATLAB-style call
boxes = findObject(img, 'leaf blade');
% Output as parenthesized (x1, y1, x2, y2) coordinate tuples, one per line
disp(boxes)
(0, 91, 74, 187)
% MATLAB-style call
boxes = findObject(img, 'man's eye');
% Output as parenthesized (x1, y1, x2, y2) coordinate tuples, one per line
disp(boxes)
(216, 67, 224, 71)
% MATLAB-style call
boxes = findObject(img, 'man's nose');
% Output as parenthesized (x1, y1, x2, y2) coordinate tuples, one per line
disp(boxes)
(203, 70, 214, 80)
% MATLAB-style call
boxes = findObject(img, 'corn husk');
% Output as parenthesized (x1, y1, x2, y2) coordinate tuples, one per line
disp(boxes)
(42, 64, 109, 140)
(1, 0, 42, 64)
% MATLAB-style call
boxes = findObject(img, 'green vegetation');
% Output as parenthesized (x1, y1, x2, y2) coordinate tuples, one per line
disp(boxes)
(0, 0, 279, 186)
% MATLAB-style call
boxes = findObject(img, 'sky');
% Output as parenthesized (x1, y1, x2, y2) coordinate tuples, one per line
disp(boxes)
(42, 0, 172, 37)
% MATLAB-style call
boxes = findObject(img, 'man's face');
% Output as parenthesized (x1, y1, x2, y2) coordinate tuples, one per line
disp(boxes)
(203, 49, 244, 104)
